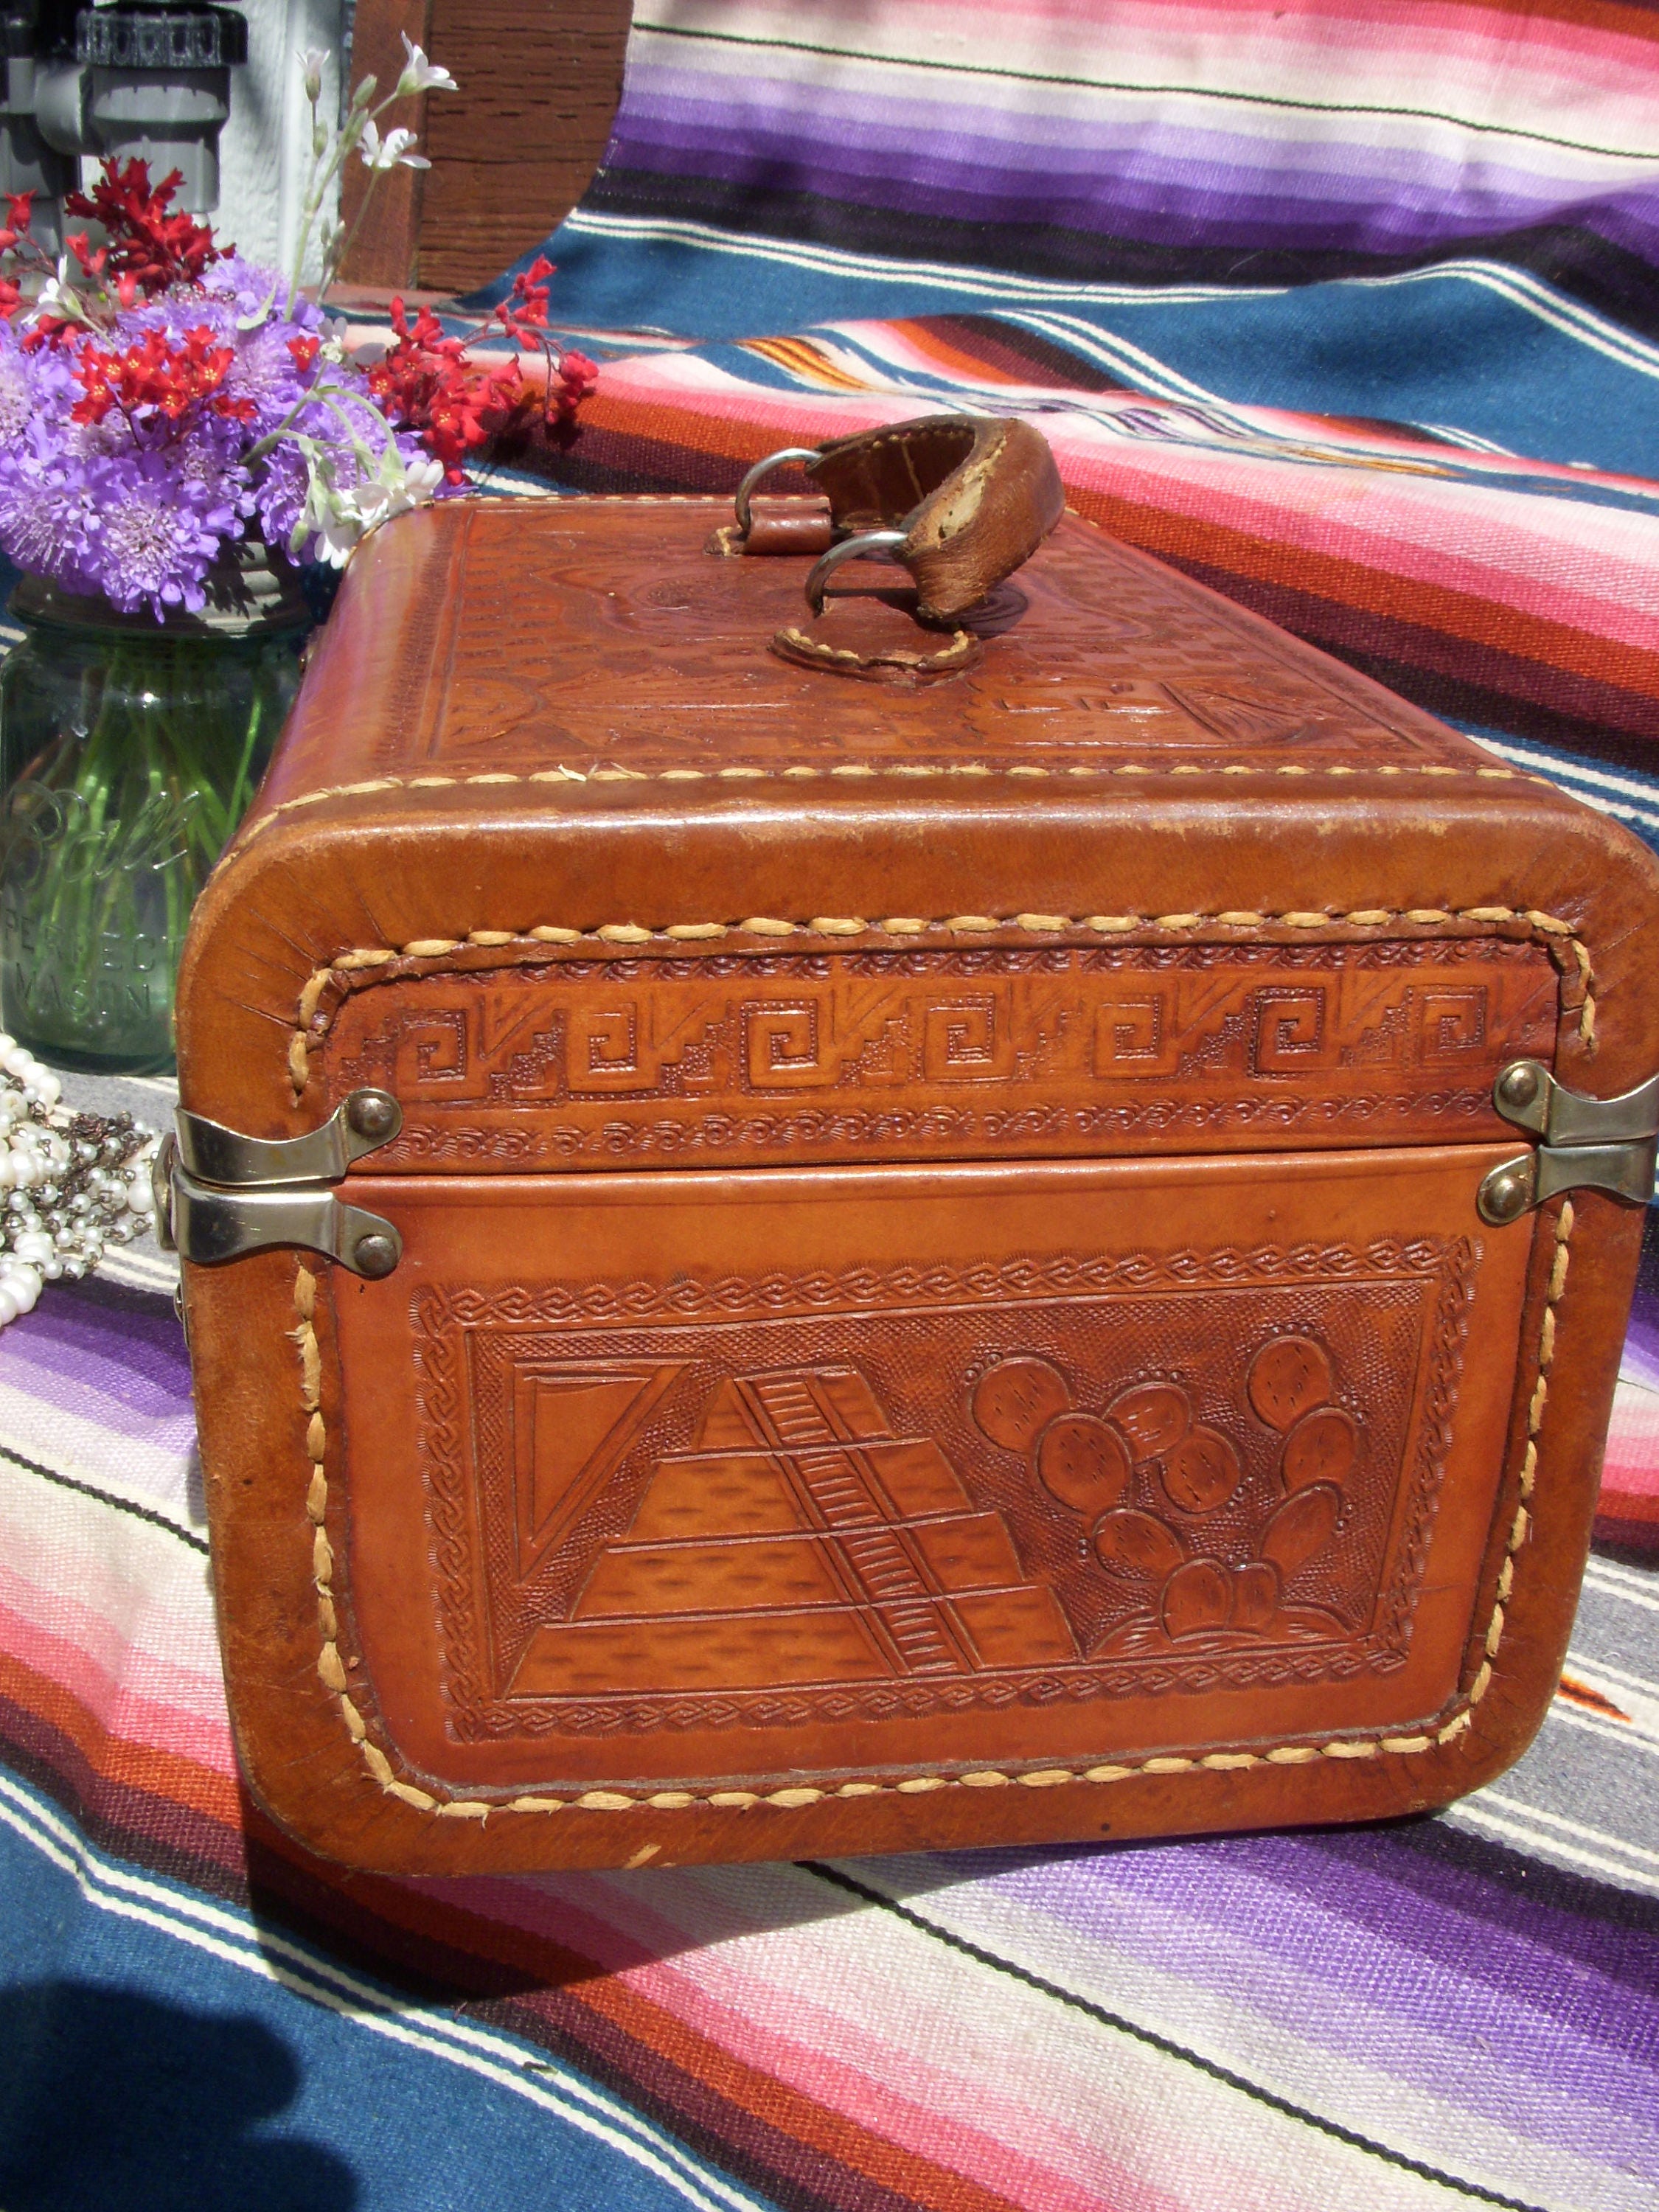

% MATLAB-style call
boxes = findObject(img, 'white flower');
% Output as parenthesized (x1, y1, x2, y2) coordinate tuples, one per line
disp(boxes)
(298, 45, 329, 102)
(318, 313, 353, 366)
(29, 256, 91, 330)
(306, 446, 445, 566)
(358, 119, 430, 172)
(395, 34, 458, 96)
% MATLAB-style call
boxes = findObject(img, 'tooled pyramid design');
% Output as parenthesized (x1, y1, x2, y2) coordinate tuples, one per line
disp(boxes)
(509, 1365, 1077, 1697)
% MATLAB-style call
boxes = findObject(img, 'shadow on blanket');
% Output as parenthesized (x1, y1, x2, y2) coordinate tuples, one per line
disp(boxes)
(0, 1980, 357, 2209)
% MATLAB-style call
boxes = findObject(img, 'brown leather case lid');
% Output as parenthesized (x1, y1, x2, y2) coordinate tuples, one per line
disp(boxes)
(178, 496, 1659, 1127)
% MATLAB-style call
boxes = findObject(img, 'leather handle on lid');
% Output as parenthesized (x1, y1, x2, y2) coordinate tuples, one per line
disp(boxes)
(731, 415, 1065, 680)
(804, 414, 1065, 622)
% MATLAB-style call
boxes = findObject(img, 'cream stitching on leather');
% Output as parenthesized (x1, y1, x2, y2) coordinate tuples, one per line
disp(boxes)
(772, 623, 977, 669)
(237, 755, 1527, 846)
(271, 493, 1586, 1817)
(285, 905, 1595, 1095)
(288, 931, 1578, 1822)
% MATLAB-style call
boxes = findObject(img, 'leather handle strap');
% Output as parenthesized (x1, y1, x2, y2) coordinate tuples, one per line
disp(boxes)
(804, 415, 1065, 622)
(734, 415, 1065, 623)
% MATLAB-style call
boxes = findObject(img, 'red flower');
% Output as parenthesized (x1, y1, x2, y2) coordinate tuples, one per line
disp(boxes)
(549, 349, 597, 420)
(367, 295, 524, 482)
(287, 334, 321, 376)
(67, 232, 108, 281)
(0, 277, 20, 321)
(361, 265, 593, 481)
(71, 323, 243, 426)
(496, 254, 555, 347)
(64, 159, 220, 295)
(4, 192, 32, 235)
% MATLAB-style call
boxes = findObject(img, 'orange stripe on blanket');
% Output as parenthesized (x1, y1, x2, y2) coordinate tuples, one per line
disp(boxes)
(0, 1644, 241, 1832)
(547, 394, 1659, 684)
(1071, 487, 1659, 706)
(1472, 0, 1659, 44)
(741, 336, 875, 392)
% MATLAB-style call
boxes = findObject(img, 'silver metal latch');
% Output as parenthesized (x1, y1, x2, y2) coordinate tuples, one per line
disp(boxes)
(153, 1090, 404, 1279)
(1478, 1060, 1659, 1225)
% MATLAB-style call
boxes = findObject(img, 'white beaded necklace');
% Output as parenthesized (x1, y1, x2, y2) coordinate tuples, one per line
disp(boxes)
(0, 1034, 157, 1323)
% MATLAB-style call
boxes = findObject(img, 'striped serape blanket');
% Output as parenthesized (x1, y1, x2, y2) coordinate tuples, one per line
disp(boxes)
(5, 3, 1659, 2207)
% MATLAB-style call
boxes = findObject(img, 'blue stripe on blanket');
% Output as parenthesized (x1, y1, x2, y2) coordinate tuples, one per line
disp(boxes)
(481, 218, 1659, 479)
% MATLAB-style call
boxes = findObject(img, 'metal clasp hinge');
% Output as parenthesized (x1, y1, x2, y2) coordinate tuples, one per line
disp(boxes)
(153, 1089, 404, 1279)
(1478, 1060, 1659, 1225)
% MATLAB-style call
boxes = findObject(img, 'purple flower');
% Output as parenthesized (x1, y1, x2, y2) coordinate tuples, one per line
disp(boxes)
(81, 450, 239, 619)
(252, 434, 309, 552)
(0, 420, 103, 592)
(201, 254, 321, 335)
(250, 385, 414, 563)
(222, 320, 313, 434)
(0, 242, 444, 605)
(128, 288, 235, 351)
(0, 333, 34, 445)
(172, 411, 254, 516)
(0, 316, 75, 444)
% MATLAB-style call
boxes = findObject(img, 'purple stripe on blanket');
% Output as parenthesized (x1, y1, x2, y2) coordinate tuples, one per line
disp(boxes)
(604, 90, 1659, 268)
(611, 142, 1659, 271)
(954, 1825, 1659, 2036)
(611, 67, 1659, 226)
(608, 120, 1659, 260)
(1624, 1311, 1659, 1391)
(616, 60, 1622, 180)
(0, 1282, 192, 1429)
(913, 1832, 1659, 2168)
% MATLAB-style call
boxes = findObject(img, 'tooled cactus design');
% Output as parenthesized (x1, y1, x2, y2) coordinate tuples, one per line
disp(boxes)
(970, 1335, 1357, 1653)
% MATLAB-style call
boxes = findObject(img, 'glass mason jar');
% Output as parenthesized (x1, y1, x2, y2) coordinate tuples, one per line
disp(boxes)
(0, 545, 309, 1074)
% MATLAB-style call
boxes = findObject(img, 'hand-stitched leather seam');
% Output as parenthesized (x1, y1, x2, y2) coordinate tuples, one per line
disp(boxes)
(285, 906, 1594, 1096)
(772, 624, 977, 669)
(237, 756, 1528, 849)
(288, 1062, 1575, 1825)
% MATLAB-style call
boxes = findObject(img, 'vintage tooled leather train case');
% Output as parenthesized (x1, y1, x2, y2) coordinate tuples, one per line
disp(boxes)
(167, 418, 1659, 1874)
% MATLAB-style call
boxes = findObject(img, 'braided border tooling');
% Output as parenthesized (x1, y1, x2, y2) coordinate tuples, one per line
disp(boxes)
(283, 902, 1585, 1823)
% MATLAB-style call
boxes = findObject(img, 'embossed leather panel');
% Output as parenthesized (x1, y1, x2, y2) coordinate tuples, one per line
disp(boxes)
(332, 1150, 1529, 1796)
(257, 500, 1480, 798)
(320, 936, 1558, 1172)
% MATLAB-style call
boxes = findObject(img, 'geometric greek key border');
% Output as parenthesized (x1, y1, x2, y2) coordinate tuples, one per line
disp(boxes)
(285, 903, 1596, 1096)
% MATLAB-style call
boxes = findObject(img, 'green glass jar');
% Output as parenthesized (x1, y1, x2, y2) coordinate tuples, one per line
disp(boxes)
(0, 546, 309, 1074)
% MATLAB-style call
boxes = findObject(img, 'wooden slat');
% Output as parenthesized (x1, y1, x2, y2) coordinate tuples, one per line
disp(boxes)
(337, 0, 432, 290)
(417, 0, 631, 295)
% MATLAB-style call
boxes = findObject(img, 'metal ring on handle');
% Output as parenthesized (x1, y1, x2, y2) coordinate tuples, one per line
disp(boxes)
(733, 446, 821, 537)
(804, 530, 908, 616)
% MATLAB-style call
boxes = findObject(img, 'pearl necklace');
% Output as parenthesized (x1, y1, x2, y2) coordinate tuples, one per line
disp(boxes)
(0, 1034, 157, 1323)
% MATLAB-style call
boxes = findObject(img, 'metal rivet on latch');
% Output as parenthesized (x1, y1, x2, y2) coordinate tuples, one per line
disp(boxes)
(351, 1232, 399, 1279)
(1478, 1157, 1535, 1225)
(345, 1090, 400, 1142)
(1496, 1063, 1542, 1113)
